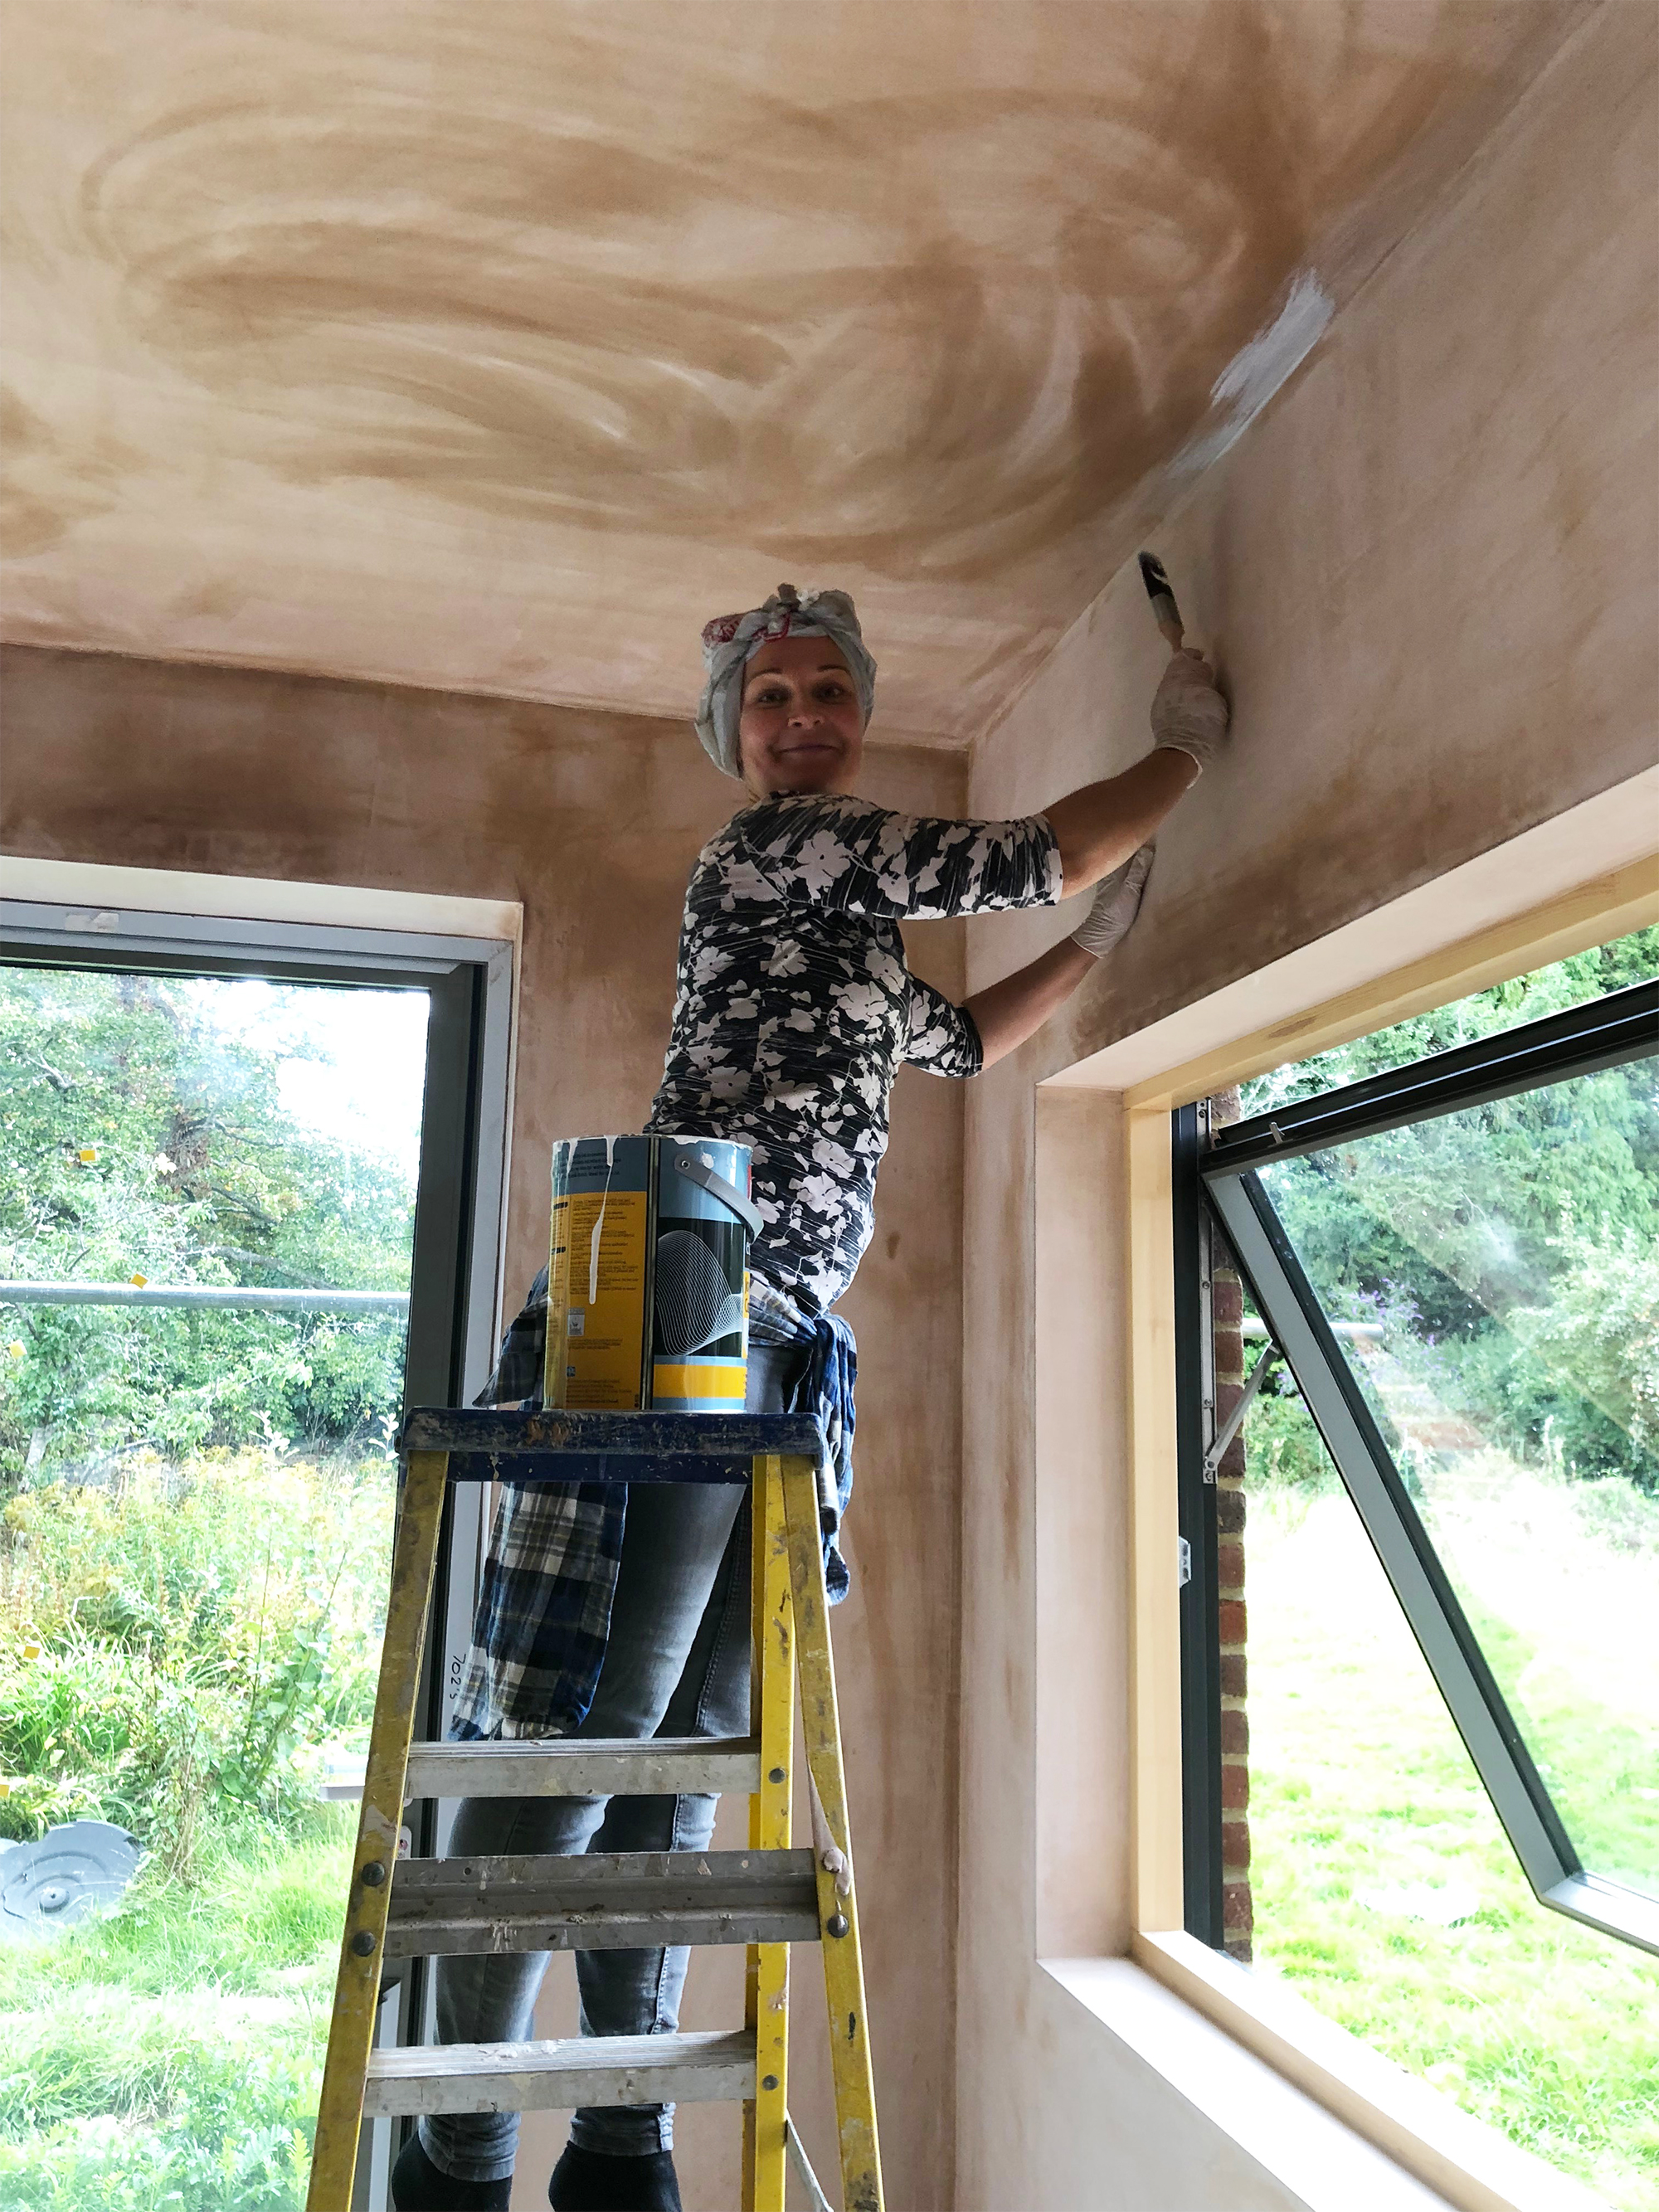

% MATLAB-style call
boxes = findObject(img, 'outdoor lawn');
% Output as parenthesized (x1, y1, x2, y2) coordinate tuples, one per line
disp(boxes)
(0, 1449, 389, 2211)
(1248, 1460, 1659, 2212)
(0, 1813, 351, 2210)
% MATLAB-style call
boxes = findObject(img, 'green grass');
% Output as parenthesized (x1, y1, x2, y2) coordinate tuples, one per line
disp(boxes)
(1250, 1484, 1659, 2210)
(0, 1448, 385, 2212)
(1460, 1601, 1659, 1897)
(0, 1817, 354, 2002)
(0, 1812, 353, 2212)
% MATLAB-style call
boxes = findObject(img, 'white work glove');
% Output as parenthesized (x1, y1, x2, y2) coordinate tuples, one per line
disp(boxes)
(1072, 843, 1155, 960)
(1151, 648, 1229, 771)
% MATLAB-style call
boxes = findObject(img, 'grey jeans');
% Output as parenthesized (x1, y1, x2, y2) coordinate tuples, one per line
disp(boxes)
(418, 1343, 801, 2181)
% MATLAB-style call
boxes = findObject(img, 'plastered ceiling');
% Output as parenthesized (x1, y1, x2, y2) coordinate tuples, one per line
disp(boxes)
(2, 0, 1589, 743)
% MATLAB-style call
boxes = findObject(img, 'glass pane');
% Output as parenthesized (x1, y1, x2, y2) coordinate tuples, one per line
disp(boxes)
(1257, 1052, 1659, 1903)
(0, 965, 428, 2209)
(1240, 1348, 1659, 2207)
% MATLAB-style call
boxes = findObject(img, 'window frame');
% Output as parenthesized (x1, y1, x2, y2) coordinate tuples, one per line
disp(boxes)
(1179, 978, 1659, 1957)
(1, 895, 516, 2201)
(1093, 836, 1659, 2212)
(1171, 1099, 1226, 1946)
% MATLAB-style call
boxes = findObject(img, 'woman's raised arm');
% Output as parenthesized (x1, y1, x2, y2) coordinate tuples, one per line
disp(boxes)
(1043, 649, 1227, 891)
(1044, 746, 1198, 890)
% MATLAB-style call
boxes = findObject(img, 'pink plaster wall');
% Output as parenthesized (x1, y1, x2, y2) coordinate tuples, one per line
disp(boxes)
(0, 646, 968, 2210)
(956, 7, 1657, 2205)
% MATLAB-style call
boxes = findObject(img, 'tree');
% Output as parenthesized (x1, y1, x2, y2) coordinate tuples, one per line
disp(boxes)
(0, 966, 419, 1479)
(1240, 929, 1659, 1490)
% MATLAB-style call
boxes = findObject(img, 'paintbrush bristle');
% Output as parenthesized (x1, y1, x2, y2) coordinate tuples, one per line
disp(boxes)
(1136, 549, 1185, 644)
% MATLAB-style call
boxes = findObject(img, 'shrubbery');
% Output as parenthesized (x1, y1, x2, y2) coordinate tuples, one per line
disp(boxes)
(0, 1449, 390, 2209)
(0, 1450, 392, 1860)
(0, 970, 419, 2205)
(0, 968, 416, 1484)
(1241, 929, 1659, 1496)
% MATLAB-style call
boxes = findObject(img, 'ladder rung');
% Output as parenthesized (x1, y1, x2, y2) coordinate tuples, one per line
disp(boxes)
(362, 2027, 756, 2117)
(402, 1735, 761, 1801)
(382, 1847, 820, 1959)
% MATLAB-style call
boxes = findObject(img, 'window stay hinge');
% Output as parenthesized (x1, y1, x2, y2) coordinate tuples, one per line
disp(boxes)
(1201, 1342, 1281, 1482)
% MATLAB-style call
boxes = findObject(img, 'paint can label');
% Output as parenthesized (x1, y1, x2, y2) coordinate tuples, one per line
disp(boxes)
(544, 1135, 752, 1413)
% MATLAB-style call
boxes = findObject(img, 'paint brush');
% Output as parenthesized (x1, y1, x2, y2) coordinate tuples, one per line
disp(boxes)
(1137, 552, 1185, 652)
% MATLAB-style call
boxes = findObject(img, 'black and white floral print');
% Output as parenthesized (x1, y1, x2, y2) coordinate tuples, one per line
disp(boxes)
(646, 792, 1063, 1313)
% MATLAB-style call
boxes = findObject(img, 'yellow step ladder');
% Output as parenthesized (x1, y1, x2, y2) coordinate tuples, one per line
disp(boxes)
(305, 1406, 883, 2212)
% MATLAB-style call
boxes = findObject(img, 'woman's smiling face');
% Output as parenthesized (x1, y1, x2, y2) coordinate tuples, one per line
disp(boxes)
(737, 635, 865, 795)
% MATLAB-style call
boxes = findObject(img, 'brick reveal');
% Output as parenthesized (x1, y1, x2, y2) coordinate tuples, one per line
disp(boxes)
(1211, 1086, 1253, 1960)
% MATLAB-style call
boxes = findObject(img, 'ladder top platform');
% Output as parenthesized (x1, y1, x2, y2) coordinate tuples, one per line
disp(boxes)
(398, 1405, 825, 1483)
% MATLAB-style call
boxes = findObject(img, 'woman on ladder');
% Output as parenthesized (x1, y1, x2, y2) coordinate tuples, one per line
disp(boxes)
(392, 585, 1228, 2212)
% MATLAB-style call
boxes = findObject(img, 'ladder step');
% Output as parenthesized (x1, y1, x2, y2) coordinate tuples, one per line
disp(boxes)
(363, 2027, 757, 2117)
(403, 1735, 761, 1801)
(382, 1847, 820, 1959)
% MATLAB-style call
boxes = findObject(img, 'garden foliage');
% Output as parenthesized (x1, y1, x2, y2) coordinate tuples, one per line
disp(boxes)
(1241, 928, 1659, 1493)
(0, 968, 413, 2206)
(0, 1451, 393, 1854)
(0, 967, 417, 1481)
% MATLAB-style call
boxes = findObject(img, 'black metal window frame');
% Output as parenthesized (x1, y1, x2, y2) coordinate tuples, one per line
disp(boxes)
(1175, 978, 1659, 1960)
(2, 896, 516, 2200)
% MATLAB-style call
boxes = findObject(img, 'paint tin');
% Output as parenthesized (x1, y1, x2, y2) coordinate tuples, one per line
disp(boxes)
(543, 1135, 760, 1413)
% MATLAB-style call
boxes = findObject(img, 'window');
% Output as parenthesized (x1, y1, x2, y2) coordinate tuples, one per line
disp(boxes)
(0, 899, 510, 2212)
(1175, 929, 1659, 2205)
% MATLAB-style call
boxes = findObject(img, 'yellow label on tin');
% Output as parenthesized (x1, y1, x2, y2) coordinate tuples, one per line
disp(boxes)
(552, 1190, 649, 1408)
(544, 1193, 572, 1403)
(651, 1362, 747, 1402)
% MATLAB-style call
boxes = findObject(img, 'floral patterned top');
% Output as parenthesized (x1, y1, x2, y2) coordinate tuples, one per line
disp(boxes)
(645, 792, 1063, 1312)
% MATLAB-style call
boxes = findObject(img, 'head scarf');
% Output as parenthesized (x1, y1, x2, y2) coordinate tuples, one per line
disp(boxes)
(695, 583, 876, 779)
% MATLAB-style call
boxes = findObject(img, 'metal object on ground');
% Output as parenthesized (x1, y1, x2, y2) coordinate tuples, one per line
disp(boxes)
(0, 1820, 140, 1939)
(304, 1409, 884, 2212)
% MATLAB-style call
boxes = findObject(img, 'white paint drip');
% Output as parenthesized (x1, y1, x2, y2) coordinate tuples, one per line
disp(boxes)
(1172, 269, 1334, 479)
(588, 1134, 616, 1306)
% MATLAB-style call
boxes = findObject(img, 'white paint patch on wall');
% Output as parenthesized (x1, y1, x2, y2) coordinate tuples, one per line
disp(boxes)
(1171, 270, 1335, 478)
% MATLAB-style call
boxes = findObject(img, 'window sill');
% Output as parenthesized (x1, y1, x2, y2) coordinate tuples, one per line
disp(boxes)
(1124, 1931, 1606, 2212)
(1041, 1951, 1451, 2211)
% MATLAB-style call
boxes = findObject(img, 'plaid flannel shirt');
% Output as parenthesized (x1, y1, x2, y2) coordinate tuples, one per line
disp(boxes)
(447, 1271, 854, 1740)
(447, 1270, 620, 1739)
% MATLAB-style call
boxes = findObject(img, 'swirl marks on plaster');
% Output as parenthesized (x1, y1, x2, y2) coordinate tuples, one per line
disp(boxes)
(0, 389, 136, 557)
(1, 0, 1539, 714)
(63, 2, 1468, 586)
